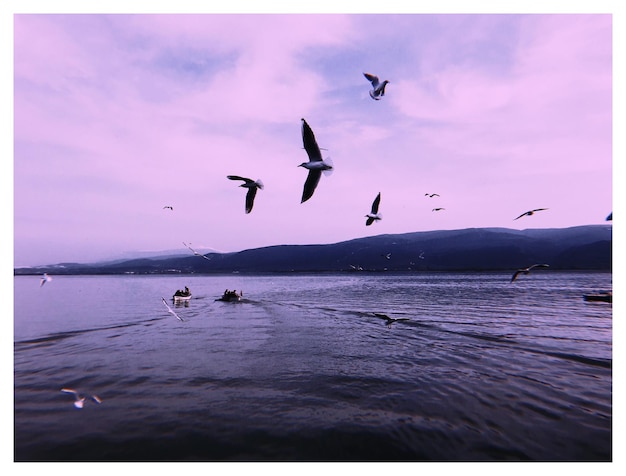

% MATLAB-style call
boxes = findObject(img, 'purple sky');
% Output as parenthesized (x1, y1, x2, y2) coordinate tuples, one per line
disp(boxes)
(12, 13, 613, 267)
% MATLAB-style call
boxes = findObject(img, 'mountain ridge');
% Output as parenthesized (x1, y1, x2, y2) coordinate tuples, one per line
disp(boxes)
(14, 225, 612, 275)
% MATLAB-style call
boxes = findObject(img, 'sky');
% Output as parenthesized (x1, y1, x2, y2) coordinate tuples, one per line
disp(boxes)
(9, 8, 616, 267)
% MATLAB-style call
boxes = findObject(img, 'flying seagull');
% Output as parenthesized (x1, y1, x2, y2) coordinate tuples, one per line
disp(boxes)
(299, 118, 334, 203)
(182, 242, 212, 261)
(382, 253, 392, 260)
(510, 264, 550, 283)
(373, 312, 410, 328)
(163, 206, 173, 210)
(425, 193, 440, 198)
(227, 175, 264, 213)
(514, 208, 548, 220)
(60, 388, 102, 409)
(40, 273, 52, 287)
(363, 73, 389, 100)
(366, 192, 382, 226)
(162, 297, 184, 321)
(606, 212, 612, 221)
(432, 208, 445, 212)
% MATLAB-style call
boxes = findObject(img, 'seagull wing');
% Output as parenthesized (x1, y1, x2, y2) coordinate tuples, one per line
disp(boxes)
(301, 119, 323, 162)
(366, 217, 375, 226)
(513, 211, 529, 220)
(61, 388, 79, 397)
(162, 298, 184, 321)
(371, 192, 381, 214)
(301, 169, 321, 203)
(245, 187, 258, 214)
(529, 264, 550, 270)
(363, 73, 380, 87)
(510, 270, 522, 283)
(227, 175, 253, 184)
(531, 208, 548, 213)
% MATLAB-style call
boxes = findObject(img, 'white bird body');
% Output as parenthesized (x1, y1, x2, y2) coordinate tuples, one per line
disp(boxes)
(183, 242, 212, 261)
(227, 175, 264, 213)
(510, 264, 550, 283)
(363, 73, 389, 100)
(366, 192, 382, 226)
(373, 312, 410, 328)
(299, 119, 334, 203)
(514, 208, 548, 220)
(40, 273, 52, 287)
(299, 159, 333, 172)
(162, 297, 184, 321)
(61, 388, 102, 408)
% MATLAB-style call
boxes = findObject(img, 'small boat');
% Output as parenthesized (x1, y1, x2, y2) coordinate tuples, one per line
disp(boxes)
(583, 291, 612, 303)
(216, 289, 242, 302)
(173, 287, 192, 302)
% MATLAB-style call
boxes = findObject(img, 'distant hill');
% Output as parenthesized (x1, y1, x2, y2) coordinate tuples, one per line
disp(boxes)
(14, 225, 612, 275)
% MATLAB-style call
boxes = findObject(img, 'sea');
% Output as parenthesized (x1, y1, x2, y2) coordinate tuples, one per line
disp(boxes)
(13, 271, 612, 462)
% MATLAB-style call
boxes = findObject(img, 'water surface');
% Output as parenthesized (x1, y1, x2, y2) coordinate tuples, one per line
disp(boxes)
(14, 272, 612, 461)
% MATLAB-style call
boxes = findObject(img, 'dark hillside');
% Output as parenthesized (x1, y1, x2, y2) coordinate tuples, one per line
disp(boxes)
(14, 225, 612, 275)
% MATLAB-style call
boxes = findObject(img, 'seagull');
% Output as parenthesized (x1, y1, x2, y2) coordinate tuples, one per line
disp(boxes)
(425, 193, 440, 198)
(162, 297, 184, 321)
(60, 388, 102, 409)
(163, 206, 173, 210)
(227, 175, 264, 213)
(40, 273, 52, 287)
(514, 208, 548, 220)
(182, 242, 212, 261)
(366, 192, 382, 226)
(363, 73, 389, 100)
(373, 312, 410, 328)
(510, 264, 550, 283)
(299, 118, 334, 203)
(382, 253, 392, 260)
(606, 212, 612, 221)
(432, 208, 445, 212)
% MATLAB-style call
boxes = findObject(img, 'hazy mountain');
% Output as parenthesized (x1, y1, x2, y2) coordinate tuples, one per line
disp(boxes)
(14, 225, 612, 275)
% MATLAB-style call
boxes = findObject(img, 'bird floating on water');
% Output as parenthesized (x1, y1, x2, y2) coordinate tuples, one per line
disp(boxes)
(227, 175, 264, 213)
(432, 208, 445, 212)
(182, 242, 212, 261)
(162, 297, 184, 321)
(425, 193, 440, 198)
(299, 118, 334, 203)
(510, 264, 550, 283)
(373, 312, 410, 328)
(514, 208, 548, 220)
(40, 273, 52, 287)
(366, 192, 382, 226)
(61, 388, 102, 409)
(363, 73, 389, 100)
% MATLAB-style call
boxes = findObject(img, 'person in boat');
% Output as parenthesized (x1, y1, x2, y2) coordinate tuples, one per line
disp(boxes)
(184, 286, 190, 295)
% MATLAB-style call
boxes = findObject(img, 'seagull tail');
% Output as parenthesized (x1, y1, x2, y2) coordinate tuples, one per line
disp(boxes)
(322, 157, 334, 176)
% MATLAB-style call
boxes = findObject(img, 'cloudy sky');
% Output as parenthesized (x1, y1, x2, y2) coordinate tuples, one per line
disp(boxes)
(11, 10, 614, 267)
